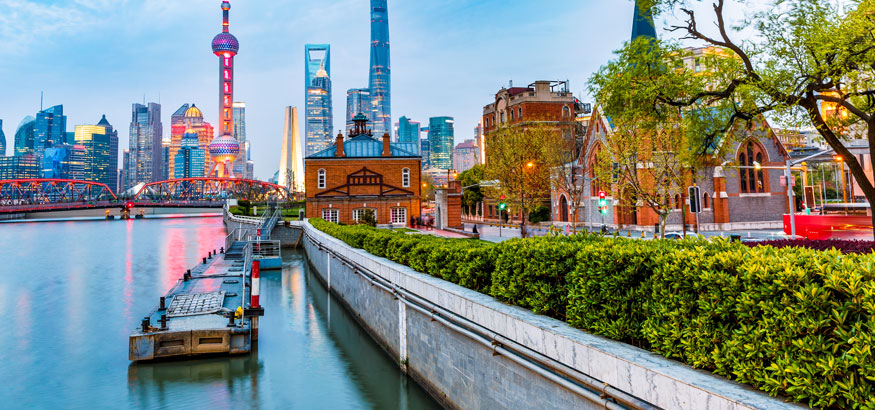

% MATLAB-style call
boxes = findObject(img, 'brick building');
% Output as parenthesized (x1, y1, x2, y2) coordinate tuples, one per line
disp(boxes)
(566, 107, 791, 231)
(305, 115, 421, 226)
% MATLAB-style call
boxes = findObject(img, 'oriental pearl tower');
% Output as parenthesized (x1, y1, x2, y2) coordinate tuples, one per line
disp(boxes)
(209, 0, 241, 178)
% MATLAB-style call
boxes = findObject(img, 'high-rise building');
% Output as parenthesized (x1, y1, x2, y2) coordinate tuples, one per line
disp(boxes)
(279, 106, 305, 193)
(42, 143, 85, 180)
(209, 0, 241, 177)
(97, 115, 119, 191)
(14, 116, 35, 156)
(169, 104, 214, 178)
(74, 124, 113, 188)
(174, 129, 206, 179)
(346, 88, 371, 134)
(0, 155, 40, 179)
(368, 0, 391, 135)
(129, 103, 162, 186)
(397, 116, 420, 152)
(231, 102, 253, 179)
(428, 117, 454, 170)
(0, 120, 6, 156)
(306, 45, 333, 156)
(33, 105, 67, 157)
(420, 137, 430, 169)
(120, 149, 130, 192)
(453, 139, 478, 172)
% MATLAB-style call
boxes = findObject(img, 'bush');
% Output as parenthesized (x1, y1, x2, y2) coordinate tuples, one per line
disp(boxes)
(308, 218, 875, 408)
(747, 238, 875, 254)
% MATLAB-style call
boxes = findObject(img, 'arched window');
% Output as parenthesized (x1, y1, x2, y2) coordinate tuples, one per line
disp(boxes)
(402, 168, 410, 187)
(562, 106, 571, 117)
(674, 194, 681, 210)
(318, 169, 326, 189)
(518, 107, 523, 119)
(703, 193, 710, 209)
(738, 140, 767, 193)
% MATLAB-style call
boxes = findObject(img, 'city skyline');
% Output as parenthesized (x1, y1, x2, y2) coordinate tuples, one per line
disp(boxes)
(0, 0, 710, 180)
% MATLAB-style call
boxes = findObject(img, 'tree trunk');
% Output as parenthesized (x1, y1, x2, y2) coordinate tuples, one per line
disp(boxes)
(658, 212, 668, 239)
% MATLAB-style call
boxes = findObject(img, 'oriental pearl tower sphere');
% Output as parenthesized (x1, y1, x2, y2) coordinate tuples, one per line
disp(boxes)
(209, 0, 241, 178)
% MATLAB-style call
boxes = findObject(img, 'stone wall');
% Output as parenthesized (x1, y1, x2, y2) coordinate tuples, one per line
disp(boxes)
(301, 222, 800, 410)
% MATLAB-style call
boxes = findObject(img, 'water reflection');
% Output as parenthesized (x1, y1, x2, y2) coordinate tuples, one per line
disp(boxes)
(0, 217, 439, 409)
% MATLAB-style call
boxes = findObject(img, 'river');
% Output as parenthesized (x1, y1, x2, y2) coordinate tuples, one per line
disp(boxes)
(0, 216, 440, 409)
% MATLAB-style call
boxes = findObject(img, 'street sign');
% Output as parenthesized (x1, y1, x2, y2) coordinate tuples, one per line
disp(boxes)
(688, 186, 702, 213)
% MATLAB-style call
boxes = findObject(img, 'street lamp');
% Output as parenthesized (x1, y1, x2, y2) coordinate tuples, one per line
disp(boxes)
(835, 155, 848, 203)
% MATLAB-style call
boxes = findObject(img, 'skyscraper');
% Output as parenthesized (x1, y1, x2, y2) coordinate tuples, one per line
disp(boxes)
(346, 88, 371, 134)
(306, 64, 333, 156)
(305, 44, 330, 95)
(33, 105, 66, 157)
(42, 143, 85, 180)
(232, 102, 253, 179)
(209, 0, 241, 177)
(121, 149, 130, 192)
(428, 117, 454, 170)
(397, 116, 420, 152)
(75, 124, 113, 188)
(368, 0, 391, 135)
(169, 104, 214, 178)
(129, 103, 162, 186)
(174, 129, 206, 179)
(279, 106, 305, 193)
(0, 120, 6, 156)
(97, 115, 119, 191)
(14, 116, 35, 156)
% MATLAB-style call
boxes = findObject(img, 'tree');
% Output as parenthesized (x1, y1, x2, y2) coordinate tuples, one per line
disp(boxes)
(639, 0, 875, 234)
(421, 172, 435, 203)
(458, 164, 485, 216)
(589, 36, 710, 237)
(485, 124, 556, 238)
(545, 120, 591, 233)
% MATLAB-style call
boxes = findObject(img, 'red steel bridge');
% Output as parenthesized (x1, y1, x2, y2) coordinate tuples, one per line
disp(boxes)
(0, 178, 288, 214)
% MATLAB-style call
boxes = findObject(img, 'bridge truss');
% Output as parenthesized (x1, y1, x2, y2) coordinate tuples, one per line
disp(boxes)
(0, 179, 118, 205)
(134, 178, 288, 202)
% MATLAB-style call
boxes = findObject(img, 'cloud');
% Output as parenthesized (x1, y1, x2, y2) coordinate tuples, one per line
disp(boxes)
(0, 0, 92, 54)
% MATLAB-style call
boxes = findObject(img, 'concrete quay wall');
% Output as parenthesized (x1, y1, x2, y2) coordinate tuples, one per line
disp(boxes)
(301, 221, 800, 410)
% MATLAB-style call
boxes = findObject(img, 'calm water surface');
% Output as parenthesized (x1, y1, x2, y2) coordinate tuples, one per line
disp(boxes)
(0, 217, 440, 410)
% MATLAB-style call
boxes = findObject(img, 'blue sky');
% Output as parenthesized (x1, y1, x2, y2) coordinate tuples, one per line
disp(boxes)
(0, 0, 728, 179)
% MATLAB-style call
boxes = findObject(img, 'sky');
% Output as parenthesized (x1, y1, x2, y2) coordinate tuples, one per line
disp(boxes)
(0, 0, 754, 180)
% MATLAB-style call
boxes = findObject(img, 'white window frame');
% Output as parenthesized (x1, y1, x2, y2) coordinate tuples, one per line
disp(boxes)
(318, 169, 326, 189)
(402, 168, 410, 188)
(391, 207, 407, 225)
(322, 208, 339, 223)
(352, 208, 377, 223)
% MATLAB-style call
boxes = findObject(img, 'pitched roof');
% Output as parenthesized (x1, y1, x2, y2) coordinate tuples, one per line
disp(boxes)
(307, 134, 420, 159)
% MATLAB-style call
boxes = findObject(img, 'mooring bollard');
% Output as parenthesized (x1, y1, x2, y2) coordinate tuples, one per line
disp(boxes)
(159, 296, 166, 310)
(227, 315, 236, 327)
(203, 257, 207, 264)
(160, 314, 167, 330)
(184, 270, 191, 281)
(142, 317, 150, 332)
(220, 247, 225, 254)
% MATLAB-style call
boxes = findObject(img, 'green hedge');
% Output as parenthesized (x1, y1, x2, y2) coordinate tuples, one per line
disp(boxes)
(308, 218, 875, 409)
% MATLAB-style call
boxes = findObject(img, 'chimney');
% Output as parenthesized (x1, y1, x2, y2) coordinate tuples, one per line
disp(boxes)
(335, 133, 345, 157)
(382, 133, 391, 157)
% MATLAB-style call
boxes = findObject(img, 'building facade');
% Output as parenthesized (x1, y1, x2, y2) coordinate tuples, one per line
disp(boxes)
(305, 116, 420, 226)
(74, 124, 113, 188)
(232, 102, 253, 179)
(169, 104, 214, 178)
(397, 116, 420, 152)
(33, 105, 67, 157)
(42, 143, 85, 180)
(14, 116, 36, 156)
(0, 119, 5, 156)
(428, 117, 454, 170)
(368, 0, 391, 136)
(0, 155, 40, 180)
(97, 115, 119, 191)
(174, 129, 206, 179)
(306, 63, 334, 156)
(346, 88, 371, 135)
(453, 140, 478, 172)
(279, 106, 305, 193)
(129, 103, 162, 187)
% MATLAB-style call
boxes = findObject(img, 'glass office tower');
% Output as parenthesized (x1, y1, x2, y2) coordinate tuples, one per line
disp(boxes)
(129, 103, 163, 185)
(14, 116, 36, 156)
(368, 0, 391, 136)
(346, 88, 371, 134)
(397, 116, 420, 148)
(306, 64, 333, 156)
(0, 120, 5, 156)
(428, 117, 454, 170)
(33, 105, 66, 157)
(74, 125, 113, 188)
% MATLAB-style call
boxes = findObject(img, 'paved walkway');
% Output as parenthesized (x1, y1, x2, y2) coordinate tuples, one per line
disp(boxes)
(412, 228, 469, 239)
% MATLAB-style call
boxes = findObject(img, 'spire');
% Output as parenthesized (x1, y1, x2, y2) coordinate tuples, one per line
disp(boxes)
(631, 0, 657, 42)
(222, 1, 231, 33)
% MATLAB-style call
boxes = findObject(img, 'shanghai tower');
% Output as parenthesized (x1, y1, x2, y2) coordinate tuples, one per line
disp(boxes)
(368, 0, 391, 136)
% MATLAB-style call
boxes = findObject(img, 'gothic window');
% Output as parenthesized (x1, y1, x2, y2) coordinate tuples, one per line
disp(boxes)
(738, 140, 767, 193)
(703, 193, 710, 209)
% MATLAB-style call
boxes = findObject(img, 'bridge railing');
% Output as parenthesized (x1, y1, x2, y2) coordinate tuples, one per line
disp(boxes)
(252, 240, 281, 259)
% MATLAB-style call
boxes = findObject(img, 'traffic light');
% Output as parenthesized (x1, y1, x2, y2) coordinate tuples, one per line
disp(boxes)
(598, 191, 608, 214)
(498, 194, 507, 211)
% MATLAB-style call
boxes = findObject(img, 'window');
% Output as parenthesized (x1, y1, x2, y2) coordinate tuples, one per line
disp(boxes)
(353, 208, 376, 222)
(703, 193, 710, 209)
(738, 140, 767, 193)
(318, 169, 326, 189)
(562, 106, 571, 117)
(500, 112, 506, 123)
(402, 168, 410, 187)
(518, 107, 523, 119)
(322, 209, 339, 223)
(391, 207, 407, 224)
(674, 194, 681, 210)
(510, 110, 514, 121)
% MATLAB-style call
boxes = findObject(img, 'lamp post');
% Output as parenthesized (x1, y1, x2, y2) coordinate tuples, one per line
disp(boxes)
(836, 155, 848, 203)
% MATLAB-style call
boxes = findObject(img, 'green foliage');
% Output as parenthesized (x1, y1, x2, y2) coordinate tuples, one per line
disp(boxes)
(309, 218, 875, 408)
(358, 209, 377, 227)
(528, 204, 550, 224)
(459, 164, 485, 211)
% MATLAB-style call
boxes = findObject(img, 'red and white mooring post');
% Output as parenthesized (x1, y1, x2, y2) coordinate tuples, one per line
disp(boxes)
(250, 259, 261, 340)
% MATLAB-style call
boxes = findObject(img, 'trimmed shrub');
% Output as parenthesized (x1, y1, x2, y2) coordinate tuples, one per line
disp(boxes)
(746, 238, 875, 254)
